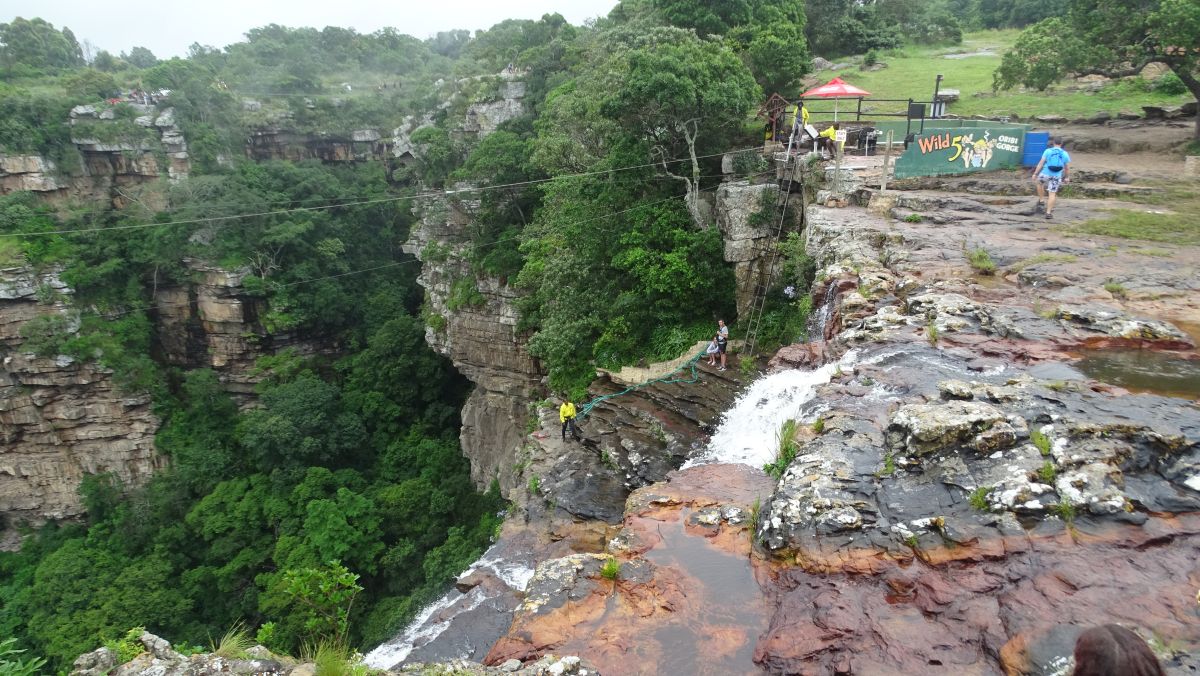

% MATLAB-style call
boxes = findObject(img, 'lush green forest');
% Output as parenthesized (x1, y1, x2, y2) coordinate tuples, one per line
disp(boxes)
(0, 0, 1072, 671)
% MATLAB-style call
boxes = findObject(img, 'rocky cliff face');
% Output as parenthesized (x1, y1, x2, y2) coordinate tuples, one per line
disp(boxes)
(0, 267, 161, 539)
(0, 103, 191, 209)
(715, 179, 802, 319)
(404, 192, 544, 494)
(154, 261, 323, 401)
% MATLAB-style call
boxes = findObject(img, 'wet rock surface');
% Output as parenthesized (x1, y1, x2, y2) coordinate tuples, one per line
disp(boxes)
(449, 166, 1200, 674)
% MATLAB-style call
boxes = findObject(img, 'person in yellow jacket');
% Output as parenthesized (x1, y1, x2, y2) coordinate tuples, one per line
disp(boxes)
(560, 398, 580, 442)
(817, 123, 843, 157)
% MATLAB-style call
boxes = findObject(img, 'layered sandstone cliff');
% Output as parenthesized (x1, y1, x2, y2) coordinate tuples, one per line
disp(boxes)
(0, 267, 162, 537)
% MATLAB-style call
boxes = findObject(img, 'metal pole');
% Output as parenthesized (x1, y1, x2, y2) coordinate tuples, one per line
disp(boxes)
(881, 129, 894, 192)
(833, 140, 842, 198)
(931, 74, 943, 120)
(906, 98, 913, 140)
(856, 97, 863, 122)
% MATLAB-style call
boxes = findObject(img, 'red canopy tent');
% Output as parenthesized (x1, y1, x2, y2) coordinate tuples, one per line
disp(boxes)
(801, 77, 871, 121)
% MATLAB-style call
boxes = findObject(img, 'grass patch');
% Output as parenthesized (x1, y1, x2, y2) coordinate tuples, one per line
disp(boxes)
(967, 247, 996, 275)
(1068, 207, 1200, 246)
(306, 640, 373, 676)
(1030, 427, 1052, 457)
(211, 620, 255, 659)
(1103, 280, 1128, 299)
(600, 556, 621, 581)
(968, 486, 991, 511)
(1128, 247, 1172, 257)
(763, 419, 800, 480)
(527, 475, 540, 495)
(1037, 460, 1057, 484)
(1052, 499, 1077, 524)
(812, 417, 825, 434)
(926, 319, 940, 346)
(749, 497, 762, 529)
(903, 213, 923, 223)
(819, 30, 1192, 125)
(1007, 253, 1078, 273)
(876, 452, 897, 478)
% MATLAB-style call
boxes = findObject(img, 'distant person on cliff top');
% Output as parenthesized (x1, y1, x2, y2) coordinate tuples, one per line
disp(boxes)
(559, 398, 580, 442)
(1071, 624, 1164, 676)
(716, 320, 729, 371)
(1032, 137, 1071, 220)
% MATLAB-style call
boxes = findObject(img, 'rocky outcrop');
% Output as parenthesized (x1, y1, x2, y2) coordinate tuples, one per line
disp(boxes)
(0, 103, 191, 208)
(715, 180, 801, 319)
(72, 631, 601, 676)
(0, 266, 162, 537)
(154, 261, 322, 401)
(463, 75, 528, 137)
(245, 128, 391, 163)
(405, 191, 544, 494)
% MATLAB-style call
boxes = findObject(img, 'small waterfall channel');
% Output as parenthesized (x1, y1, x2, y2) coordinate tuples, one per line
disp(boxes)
(684, 350, 860, 469)
(364, 540, 535, 669)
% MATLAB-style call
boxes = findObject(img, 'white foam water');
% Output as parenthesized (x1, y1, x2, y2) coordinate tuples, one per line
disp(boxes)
(363, 540, 534, 670)
(685, 351, 859, 469)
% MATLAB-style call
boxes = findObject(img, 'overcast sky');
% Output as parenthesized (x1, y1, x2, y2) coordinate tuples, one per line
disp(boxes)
(0, 0, 621, 58)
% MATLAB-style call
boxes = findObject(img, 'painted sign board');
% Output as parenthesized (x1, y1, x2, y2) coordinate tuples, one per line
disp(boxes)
(834, 129, 847, 143)
(893, 126, 1026, 179)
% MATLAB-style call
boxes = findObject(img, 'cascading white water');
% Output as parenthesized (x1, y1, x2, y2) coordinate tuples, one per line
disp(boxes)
(684, 350, 860, 469)
(363, 540, 535, 669)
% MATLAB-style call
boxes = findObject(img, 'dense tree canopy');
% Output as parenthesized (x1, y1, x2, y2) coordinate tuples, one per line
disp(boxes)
(0, 17, 83, 73)
(994, 0, 1200, 138)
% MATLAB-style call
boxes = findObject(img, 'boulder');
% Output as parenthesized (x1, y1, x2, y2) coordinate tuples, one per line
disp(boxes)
(812, 56, 834, 71)
(888, 401, 1009, 455)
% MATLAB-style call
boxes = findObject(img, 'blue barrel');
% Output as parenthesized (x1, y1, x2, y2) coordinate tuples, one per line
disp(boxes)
(1022, 132, 1048, 167)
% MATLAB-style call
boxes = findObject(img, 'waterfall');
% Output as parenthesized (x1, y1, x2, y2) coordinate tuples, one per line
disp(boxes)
(363, 540, 536, 669)
(684, 351, 859, 469)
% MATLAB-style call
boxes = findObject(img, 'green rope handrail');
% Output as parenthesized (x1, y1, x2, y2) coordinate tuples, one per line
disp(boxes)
(577, 350, 708, 421)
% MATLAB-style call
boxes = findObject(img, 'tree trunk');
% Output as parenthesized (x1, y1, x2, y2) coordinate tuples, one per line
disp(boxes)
(1170, 64, 1200, 141)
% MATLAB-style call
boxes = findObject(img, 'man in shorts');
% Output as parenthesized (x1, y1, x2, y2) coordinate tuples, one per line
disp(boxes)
(1032, 137, 1071, 220)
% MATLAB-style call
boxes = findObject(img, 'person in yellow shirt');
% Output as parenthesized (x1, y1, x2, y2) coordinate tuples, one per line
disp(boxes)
(817, 123, 842, 156)
(559, 398, 580, 442)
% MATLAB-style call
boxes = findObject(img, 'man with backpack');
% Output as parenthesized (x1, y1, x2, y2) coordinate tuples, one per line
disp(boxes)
(1032, 138, 1071, 220)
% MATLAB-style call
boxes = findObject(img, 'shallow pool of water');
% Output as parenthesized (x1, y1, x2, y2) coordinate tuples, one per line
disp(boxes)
(1074, 349, 1200, 399)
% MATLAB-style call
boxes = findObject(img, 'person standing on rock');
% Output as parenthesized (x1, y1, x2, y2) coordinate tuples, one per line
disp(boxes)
(1032, 137, 1071, 220)
(559, 398, 580, 442)
(717, 320, 730, 371)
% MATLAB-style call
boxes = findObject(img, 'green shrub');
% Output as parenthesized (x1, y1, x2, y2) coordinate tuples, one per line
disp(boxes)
(876, 452, 896, 478)
(104, 627, 146, 665)
(968, 247, 996, 274)
(864, 50, 879, 67)
(1103, 281, 1127, 299)
(446, 277, 486, 311)
(599, 557, 621, 581)
(0, 637, 47, 676)
(1152, 72, 1187, 96)
(527, 475, 541, 494)
(968, 486, 991, 511)
(903, 213, 923, 223)
(763, 419, 800, 479)
(812, 417, 825, 434)
(1037, 460, 1057, 484)
(1030, 427, 1052, 456)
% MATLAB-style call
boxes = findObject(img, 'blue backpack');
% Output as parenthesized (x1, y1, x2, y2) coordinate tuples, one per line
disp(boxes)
(1046, 148, 1066, 173)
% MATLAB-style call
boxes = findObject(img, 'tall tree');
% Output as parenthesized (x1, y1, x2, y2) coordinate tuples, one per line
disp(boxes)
(994, 0, 1200, 139)
(0, 17, 84, 72)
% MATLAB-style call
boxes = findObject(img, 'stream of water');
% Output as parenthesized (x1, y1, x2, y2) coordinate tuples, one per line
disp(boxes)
(363, 540, 536, 669)
(685, 350, 861, 469)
